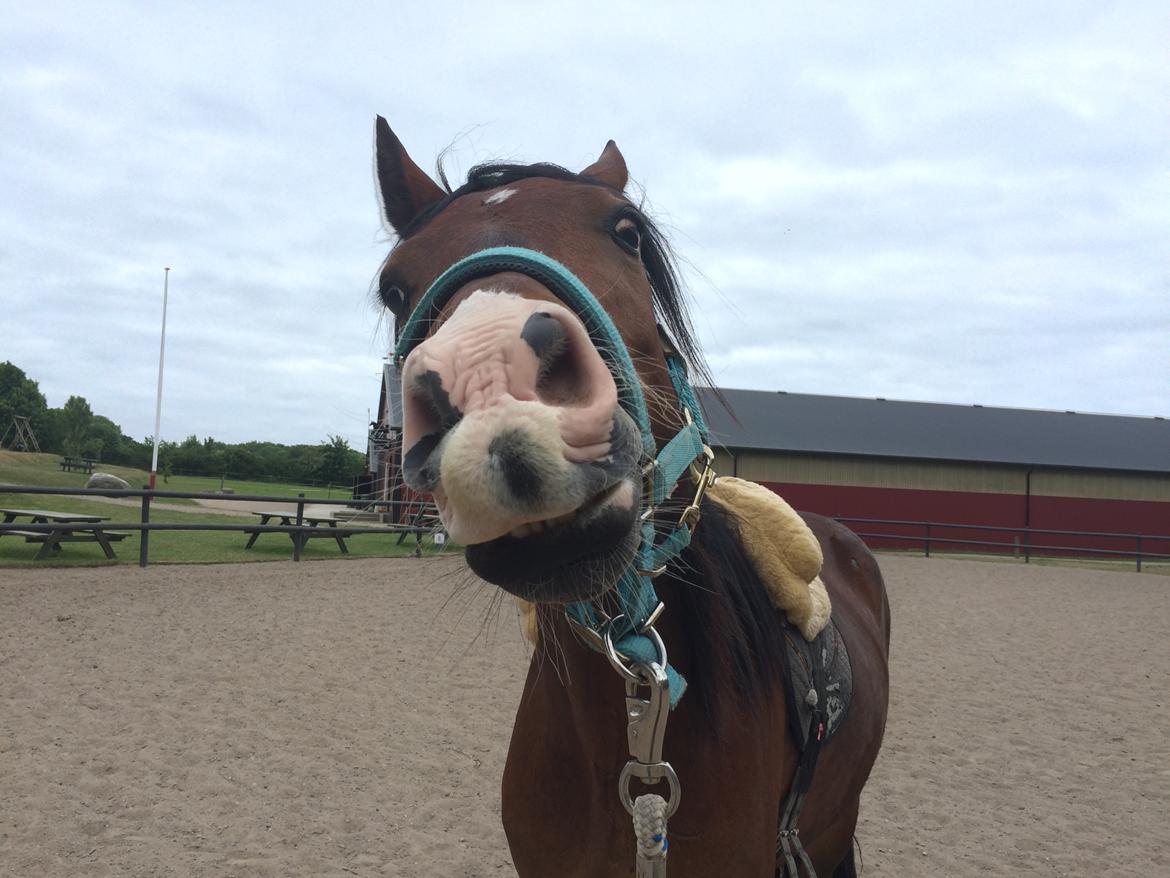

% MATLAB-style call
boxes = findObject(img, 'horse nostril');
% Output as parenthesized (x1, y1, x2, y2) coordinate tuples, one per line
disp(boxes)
(488, 431, 543, 505)
(402, 431, 442, 491)
(521, 311, 566, 361)
(405, 369, 461, 437)
(522, 312, 587, 406)
(401, 368, 462, 492)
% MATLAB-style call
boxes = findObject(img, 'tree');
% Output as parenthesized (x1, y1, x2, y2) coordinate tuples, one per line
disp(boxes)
(60, 395, 94, 458)
(316, 434, 362, 484)
(0, 362, 48, 447)
(171, 435, 205, 473)
(223, 446, 259, 479)
(84, 415, 124, 461)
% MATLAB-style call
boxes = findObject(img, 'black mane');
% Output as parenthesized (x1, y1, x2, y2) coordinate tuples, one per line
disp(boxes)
(673, 497, 788, 728)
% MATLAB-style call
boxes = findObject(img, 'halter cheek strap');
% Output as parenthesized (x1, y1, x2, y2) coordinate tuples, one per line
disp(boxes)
(394, 246, 712, 707)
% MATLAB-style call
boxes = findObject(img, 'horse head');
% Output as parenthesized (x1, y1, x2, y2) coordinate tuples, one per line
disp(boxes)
(374, 117, 693, 605)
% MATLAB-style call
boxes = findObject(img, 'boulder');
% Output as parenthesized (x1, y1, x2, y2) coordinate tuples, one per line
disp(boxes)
(86, 472, 130, 490)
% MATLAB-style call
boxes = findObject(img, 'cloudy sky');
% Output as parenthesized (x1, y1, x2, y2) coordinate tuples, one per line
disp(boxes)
(2, 2, 1166, 449)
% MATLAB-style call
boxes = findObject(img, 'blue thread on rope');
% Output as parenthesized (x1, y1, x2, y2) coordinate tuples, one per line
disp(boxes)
(395, 247, 709, 707)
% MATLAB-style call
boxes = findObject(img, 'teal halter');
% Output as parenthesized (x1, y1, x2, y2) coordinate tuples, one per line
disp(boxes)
(395, 246, 712, 706)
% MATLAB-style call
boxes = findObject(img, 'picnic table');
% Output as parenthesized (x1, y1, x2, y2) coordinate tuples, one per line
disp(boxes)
(243, 511, 349, 553)
(0, 508, 129, 560)
(59, 456, 97, 473)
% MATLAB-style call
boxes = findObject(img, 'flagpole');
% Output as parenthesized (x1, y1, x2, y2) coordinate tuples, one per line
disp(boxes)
(149, 267, 170, 490)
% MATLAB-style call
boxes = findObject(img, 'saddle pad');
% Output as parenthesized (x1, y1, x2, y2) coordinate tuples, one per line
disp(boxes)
(707, 477, 831, 641)
(782, 619, 853, 750)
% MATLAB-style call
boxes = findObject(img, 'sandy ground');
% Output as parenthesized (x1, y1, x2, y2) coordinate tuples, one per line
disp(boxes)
(1, 555, 1167, 877)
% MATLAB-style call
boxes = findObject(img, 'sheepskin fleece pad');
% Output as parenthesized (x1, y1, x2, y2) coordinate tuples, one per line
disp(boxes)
(706, 476, 831, 641)
(515, 477, 830, 645)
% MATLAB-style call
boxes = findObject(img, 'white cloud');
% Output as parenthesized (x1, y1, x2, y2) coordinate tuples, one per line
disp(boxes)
(0, 0, 1166, 460)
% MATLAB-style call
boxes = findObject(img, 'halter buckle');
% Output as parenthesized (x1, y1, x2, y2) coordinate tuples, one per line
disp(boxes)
(677, 444, 716, 533)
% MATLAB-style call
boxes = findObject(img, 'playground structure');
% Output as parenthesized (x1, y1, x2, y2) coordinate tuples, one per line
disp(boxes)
(0, 415, 41, 453)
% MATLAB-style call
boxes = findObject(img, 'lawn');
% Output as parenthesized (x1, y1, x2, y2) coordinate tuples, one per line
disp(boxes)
(0, 517, 438, 567)
(0, 450, 345, 500)
(160, 472, 352, 500)
(0, 450, 444, 567)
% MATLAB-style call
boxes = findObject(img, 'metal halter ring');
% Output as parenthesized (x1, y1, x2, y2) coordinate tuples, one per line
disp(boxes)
(618, 760, 681, 818)
(602, 614, 667, 686)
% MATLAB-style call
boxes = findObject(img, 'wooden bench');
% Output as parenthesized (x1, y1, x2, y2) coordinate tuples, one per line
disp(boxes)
(244, 511, 349, 553)
(59, 456, 96, 473)
(7, 528, 130, 560)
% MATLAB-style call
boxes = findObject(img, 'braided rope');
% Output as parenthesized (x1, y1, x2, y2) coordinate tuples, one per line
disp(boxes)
(632, 794, 669, 860)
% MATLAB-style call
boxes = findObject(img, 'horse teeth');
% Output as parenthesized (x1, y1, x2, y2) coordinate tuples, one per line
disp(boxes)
(509, 511, 577, 539)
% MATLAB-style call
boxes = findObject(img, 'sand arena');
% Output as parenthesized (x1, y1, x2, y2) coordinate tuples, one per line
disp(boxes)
(1, 555, 1167, 876)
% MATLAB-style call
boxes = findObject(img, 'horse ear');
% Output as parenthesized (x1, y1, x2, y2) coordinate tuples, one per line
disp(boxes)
(581, 140, 628, 192)
(374, 116, 447, 234)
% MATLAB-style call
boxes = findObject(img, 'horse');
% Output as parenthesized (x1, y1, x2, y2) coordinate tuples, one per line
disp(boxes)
(371, 116, 891, 878)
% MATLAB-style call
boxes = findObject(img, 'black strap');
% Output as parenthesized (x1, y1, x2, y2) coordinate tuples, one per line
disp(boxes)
(775, 637, 830, 877)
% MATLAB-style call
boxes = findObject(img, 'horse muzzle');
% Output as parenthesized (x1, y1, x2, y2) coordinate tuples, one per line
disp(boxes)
(400, 289, 643, 597)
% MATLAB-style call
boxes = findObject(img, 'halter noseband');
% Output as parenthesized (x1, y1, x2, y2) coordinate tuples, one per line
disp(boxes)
(394, 246, 713, 706)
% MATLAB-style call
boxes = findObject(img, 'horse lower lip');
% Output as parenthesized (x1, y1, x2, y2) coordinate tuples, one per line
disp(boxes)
(465, 495, 640, 601)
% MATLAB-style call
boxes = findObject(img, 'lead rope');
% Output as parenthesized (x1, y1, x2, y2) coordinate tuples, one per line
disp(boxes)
(603, 617, 679, 877)
(633, 794, 670, 875)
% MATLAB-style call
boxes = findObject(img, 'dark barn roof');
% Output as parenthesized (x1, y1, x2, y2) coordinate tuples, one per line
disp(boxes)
(699, 388, 1170, 475)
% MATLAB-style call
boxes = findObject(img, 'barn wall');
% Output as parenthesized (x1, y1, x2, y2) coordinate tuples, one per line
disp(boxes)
(1031, 469, 1170, 502)
(754, 479, 1170, 559)
(722, 450, 1170, 504)
(714, 449, 1170, 560)
(734, 452, 1024, 495)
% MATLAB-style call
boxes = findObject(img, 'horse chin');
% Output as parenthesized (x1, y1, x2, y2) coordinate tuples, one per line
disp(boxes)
(464, 485, 640, 603)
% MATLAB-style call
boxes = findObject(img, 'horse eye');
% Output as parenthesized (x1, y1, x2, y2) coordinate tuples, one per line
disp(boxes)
(381, 284, 407, 315)
(612, 217, 642, 254)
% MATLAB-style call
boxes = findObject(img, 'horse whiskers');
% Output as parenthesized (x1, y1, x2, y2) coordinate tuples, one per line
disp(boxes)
(527, 598, 572, 694)
(468, 587, 509, 652)
(435, 574, 497, 657)
(434, 566, 482, 616)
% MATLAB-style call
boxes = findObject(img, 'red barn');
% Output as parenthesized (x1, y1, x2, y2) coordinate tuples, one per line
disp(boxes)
(700, 388, 1170, 563)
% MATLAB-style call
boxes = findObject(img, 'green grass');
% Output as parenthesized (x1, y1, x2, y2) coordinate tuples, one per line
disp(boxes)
(159, 473, 348, 500)
(0, 450, 146, 490)
(0, 450, 447, 567)
(0, 521, 439, 567)
(0, 450, 348, 500)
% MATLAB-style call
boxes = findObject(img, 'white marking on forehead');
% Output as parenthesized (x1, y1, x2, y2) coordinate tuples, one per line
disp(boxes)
(483, 188, 518, 206)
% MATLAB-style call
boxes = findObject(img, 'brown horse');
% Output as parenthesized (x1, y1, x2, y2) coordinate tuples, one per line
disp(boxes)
(372, 116, 890, 877)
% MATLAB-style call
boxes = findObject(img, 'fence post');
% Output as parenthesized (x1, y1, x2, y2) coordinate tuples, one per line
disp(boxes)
(139, 485, 151, 568)
(1024, 527, 1031, 564)
(1136, 534, 1143, 573)
(924, 523, 931, 558)
(293, 493, 305, 562)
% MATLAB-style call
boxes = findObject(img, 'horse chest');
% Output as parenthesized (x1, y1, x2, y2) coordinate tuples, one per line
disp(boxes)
(501, 646, 790, 877)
